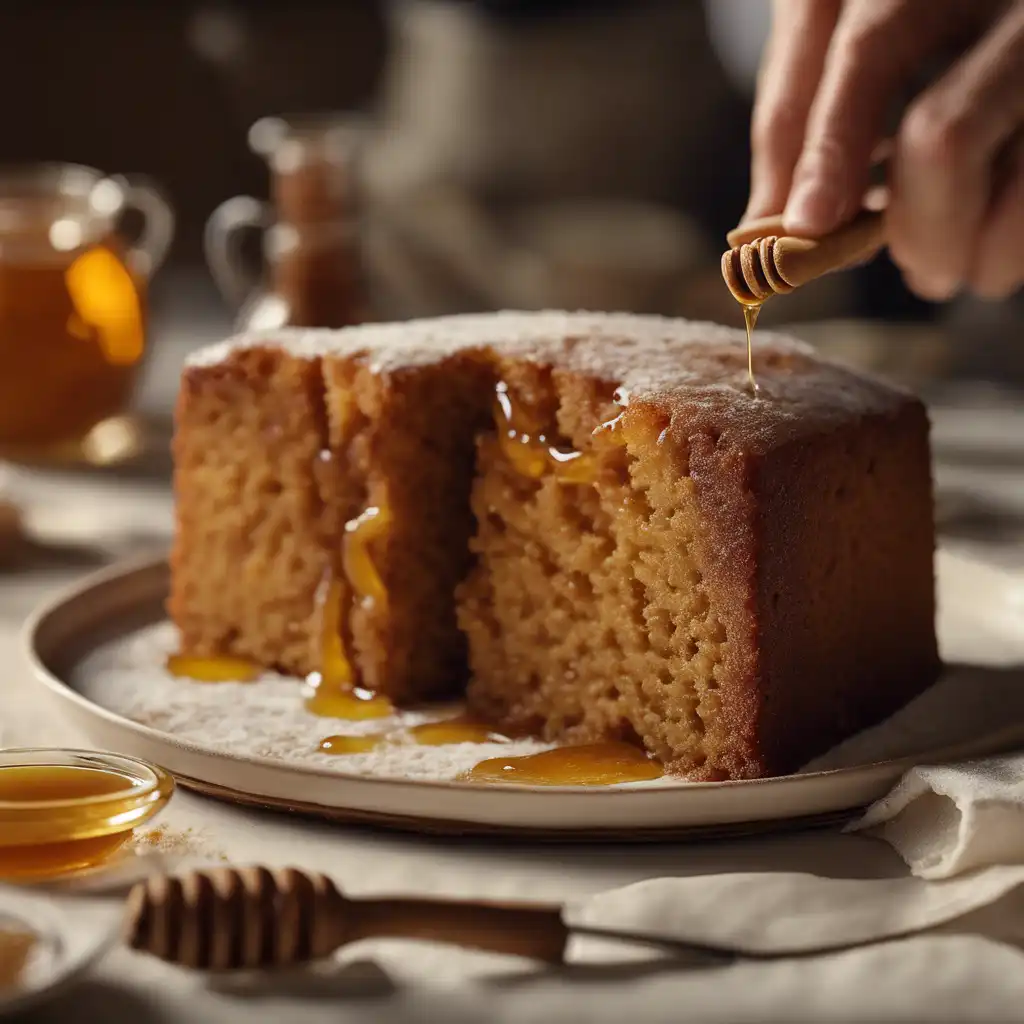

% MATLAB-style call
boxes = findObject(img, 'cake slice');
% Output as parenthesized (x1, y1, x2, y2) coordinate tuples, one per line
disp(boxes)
(457, 325, 938, 779)
(170, 313, 939, 778)
(170, 333, 493, 701)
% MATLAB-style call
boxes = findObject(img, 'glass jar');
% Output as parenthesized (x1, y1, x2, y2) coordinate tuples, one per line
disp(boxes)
(205, 114, 370, 330)
(0, 163, 173, 461)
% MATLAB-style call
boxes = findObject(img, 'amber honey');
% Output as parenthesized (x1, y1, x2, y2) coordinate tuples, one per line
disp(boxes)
(494, 382, 597, 485)
(302, 562, 395, 717)
(312, 574, 355, 691)
(318, 734, 381, 755)
(0, 751, 174, 881)
(742, 301, 762, 395)
(408, 717, 510, 746)
(317, 716, 510, 755)
(343, 504, 392, 610)
(462, 742, 663, 786)
(300, 500, 395, 715)
(306, 685, 394, 720)
(166, 653, 261, 683)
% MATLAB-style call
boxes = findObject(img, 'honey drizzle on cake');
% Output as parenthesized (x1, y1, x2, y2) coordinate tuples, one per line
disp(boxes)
(172, 313, 934, 781)
(742, 301, 762, 395)
(306, 497, 396, 718)
(343, 504, 392, 611)
(169, 502, 398, 715)
(494, 382, 597, 484)
(305, 572, 394, 719)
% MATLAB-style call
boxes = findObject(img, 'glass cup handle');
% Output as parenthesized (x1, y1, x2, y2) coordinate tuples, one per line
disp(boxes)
(204, 196, 272, 308)
(113, 174, 176, 278)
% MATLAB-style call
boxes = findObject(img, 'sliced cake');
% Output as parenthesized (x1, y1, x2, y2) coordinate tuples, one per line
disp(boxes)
(170, 312, 939, 778)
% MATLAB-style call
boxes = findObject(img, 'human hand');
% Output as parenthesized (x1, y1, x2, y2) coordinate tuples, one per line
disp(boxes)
(740, 0, 1024, 300)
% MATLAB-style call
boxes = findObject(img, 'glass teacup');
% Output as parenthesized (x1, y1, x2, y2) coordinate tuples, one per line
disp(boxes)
(0, 163, 174, 464)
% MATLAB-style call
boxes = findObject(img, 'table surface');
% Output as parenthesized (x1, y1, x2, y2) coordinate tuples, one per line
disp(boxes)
(4, 279, 1024, 1022)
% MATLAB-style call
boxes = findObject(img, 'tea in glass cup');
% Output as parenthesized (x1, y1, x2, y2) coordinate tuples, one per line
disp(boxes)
(0, 163, 174, 463)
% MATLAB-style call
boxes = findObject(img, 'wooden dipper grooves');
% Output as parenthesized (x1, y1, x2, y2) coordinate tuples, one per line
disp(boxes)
(722, 210, 886, 305)
(125, 866, 571, 969)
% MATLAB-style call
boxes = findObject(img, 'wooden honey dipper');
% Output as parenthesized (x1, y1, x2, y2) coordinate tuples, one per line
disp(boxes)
(124, 866, 572, 969)
(123, 864, 968, 968)
(721, 209, 886, 305)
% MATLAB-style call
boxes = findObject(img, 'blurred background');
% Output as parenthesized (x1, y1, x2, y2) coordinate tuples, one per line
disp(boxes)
(0, 0, 1020, 567)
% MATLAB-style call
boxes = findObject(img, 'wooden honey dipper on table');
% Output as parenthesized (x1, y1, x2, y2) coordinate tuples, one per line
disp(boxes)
(125, 866, 573, 968)
(122, 865, 958, 968)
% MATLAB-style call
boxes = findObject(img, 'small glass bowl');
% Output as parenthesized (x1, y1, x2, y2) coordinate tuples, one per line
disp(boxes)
(0, 749, 174, 880)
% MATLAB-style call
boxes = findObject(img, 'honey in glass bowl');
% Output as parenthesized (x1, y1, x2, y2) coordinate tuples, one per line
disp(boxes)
(0, 749, 174, 881)
(0, 163, 173, 463)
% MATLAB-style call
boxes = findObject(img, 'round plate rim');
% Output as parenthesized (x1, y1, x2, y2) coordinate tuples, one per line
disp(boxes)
(20, 555, 1024, 834)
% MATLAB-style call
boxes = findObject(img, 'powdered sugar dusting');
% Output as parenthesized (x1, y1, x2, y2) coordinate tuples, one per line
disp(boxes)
(184, 311, 912, 456)
(187, 310, 810, 383)
(72, 622, 553, 782)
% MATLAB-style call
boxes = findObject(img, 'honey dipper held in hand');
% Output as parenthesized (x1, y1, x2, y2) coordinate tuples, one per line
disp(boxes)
(722, 209, 886, 304)
(721, 209, 886, 391)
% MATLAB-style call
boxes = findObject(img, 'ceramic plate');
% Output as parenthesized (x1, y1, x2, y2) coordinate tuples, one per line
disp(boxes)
(0, 888, 121, 1018)
(23, 551, 1024, 840)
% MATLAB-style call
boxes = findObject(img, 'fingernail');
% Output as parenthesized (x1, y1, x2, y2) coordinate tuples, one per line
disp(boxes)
(782, 184, 831, 237)
(784, 174, 842, 236)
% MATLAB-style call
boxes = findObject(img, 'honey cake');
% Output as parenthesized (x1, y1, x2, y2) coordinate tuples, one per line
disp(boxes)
(172, 312, 939, 778)
(170, 338, 492, 701)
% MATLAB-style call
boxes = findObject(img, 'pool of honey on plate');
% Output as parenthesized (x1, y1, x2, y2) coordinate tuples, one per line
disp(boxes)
(318, 715, 512, 755)
(167, 645, 666, 784)
(462, 742, 663, 786)
(0, 764, 141, 880)
(319, 723, 663, 785)
(166, 652, 262, 683)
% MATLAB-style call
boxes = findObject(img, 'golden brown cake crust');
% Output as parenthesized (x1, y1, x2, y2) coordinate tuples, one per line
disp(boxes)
(190, 312, 909, 449)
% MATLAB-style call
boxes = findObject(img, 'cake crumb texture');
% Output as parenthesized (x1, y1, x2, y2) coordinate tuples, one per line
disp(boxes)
(458, 344, 937, 778)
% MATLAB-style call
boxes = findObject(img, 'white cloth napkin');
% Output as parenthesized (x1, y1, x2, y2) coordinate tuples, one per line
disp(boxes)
(569, 865, 1024, 960)
(850, 757, 1024, 879)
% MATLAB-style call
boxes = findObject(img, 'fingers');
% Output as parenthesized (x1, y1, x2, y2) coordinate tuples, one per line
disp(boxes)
(783, 0, 962, 237)
(889, 2, 1024, 299)
(969, 138, 1024, 300)
(743, 0, 841, 223)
